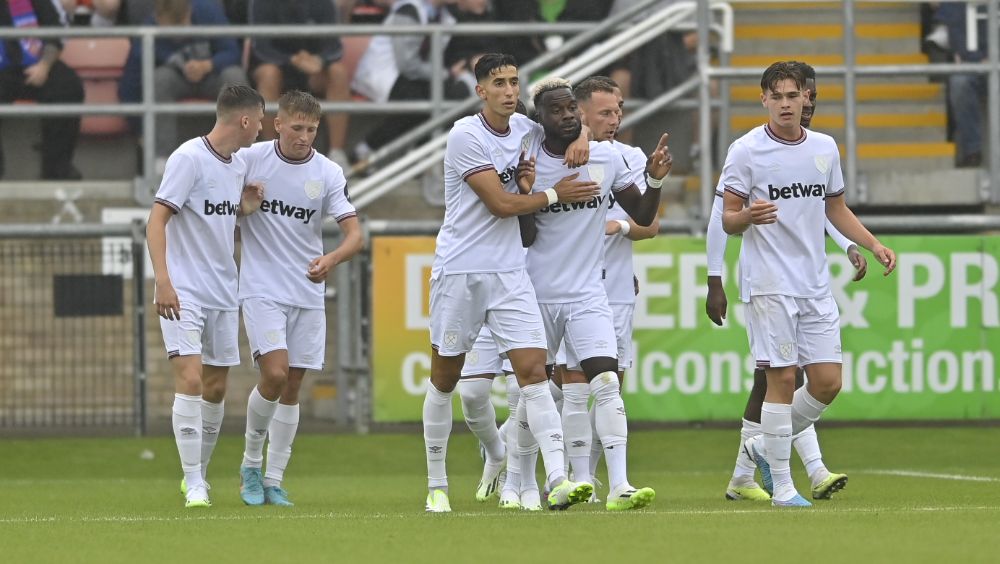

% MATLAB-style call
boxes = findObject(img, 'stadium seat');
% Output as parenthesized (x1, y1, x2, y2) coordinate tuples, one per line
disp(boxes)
(60, 38, 131, 137)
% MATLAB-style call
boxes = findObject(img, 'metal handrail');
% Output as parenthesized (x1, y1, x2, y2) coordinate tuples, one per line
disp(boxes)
(350, 1, 733, 208)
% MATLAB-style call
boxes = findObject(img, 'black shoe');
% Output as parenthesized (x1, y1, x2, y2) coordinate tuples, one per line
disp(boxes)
(956, 153, 982, 168)
(41, 164, 83, 180)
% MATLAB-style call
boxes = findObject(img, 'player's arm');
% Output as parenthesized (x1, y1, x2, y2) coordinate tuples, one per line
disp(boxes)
(146, 202, 181, 320)
(467, 170, 598, 219)
(518, 214, 537, 247)
(825, 194, 896, 275)
(825, 217, 867, 281)
(614, 134, 672, 226)
(705, 193, 728, 326)
(606, 215, 659, 240)
(564, 124, 592, 167)
(306, 216, 363, 283)
(239, 181, 264, 217)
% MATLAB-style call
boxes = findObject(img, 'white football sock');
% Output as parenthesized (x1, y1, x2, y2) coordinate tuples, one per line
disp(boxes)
(591, 373, 629, 490)
(458, 378, 504, 462)
(548, 379, 564, 412)
(200, 398, 224, 480)
(588, 403, 602, 480)
(520, 381, 564, 488)
(243, 387, 278, 468)
(422, 382, 452, 492)
(264, 403, 299, 489)
(791, 387, 828, 435)
(501, 378, 521, 496)
(731, 418, 761, 484)
(561, 383, 591, 485)
(514, 395, 539, 493)
(172, 393, 204, 489)
(792, 424, 829, 485)
(762, 402, 794, 500)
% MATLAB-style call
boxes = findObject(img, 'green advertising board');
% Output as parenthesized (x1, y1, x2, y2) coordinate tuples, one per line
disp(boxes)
(371, 236, 1000, 422)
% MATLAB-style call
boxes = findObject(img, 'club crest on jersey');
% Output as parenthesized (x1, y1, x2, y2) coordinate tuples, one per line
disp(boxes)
(304, 180, 322, 199)
(587, 164, 605, 185)
(814, 155, 830, 174)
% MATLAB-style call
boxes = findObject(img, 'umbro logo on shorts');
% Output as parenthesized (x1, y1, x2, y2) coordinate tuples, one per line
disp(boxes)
(768, 182, 826, 200)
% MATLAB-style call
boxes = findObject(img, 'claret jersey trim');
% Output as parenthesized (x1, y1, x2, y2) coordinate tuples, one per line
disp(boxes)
(477, 112, 510, 137)
(273, 140, 315, 165)
(764, 124, 807, 146)
(200, 136, 232, 164)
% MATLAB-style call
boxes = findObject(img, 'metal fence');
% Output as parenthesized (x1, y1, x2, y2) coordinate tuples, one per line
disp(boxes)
(0, 223, 146, 433)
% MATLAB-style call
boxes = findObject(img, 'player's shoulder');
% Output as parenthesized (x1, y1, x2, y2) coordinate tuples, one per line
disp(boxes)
(314, 151, 347, 182)
(610, 140, 646, 165)
(804, 129, 838, 149)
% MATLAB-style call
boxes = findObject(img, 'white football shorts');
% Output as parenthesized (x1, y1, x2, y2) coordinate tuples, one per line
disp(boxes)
(159, 303, 240, 366)
(745, 294, 842, 369)
(430, 269, 547, 357)
(460, 329, 503, 378)
(611, 303, 635, 371)
(539, 295, 617, 368)
(242, 298, 326, 370)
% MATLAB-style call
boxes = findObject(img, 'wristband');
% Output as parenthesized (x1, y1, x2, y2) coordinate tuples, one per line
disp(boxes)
(645, 173, 664, 189)
(616, 220, 631, 236)
(544, 188, 558, 205)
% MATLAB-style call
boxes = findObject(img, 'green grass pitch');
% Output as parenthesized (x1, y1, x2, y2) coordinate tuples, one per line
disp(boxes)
(1, 427, 997, 563)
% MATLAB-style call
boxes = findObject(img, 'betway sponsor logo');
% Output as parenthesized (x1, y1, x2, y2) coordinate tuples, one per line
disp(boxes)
(204, 200, 239, 216)
(498, 165, 517, 185)
(768, 182, 825, 200)
(259, 199, 318, 224)
(540, 194, 607, 213)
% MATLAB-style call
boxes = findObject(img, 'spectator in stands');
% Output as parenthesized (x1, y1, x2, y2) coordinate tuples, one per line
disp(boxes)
(351, 0, 473, 162)
(490, 0, 542, 67)
(0, 0, 85, 179)
(937, 3, 987, 168)
(249, 0, 353, 168)
(118, 0, 247, 171)
(52, 0, 121, 25)
(444, 0, 498, 95)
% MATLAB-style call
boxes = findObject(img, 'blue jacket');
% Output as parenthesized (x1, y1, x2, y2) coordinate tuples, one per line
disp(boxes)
(119, 0, 241, 102)
(937, 4, 987, 63)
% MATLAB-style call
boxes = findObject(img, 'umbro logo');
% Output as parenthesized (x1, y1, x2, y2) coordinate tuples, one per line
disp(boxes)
(550, 433, 562, 441)
(180, 427, 197, 436)
(428, 446, 443, 454)
(519, 421, 529, 430)
(571, 440, 587, 448)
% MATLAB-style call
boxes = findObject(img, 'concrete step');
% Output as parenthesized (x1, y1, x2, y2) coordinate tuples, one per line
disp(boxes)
(730, 111, 947, 131)
(734, 22, 920, 41)
(733, 23, 922, 56)
(861, 168, 984, 205)
(733, 2, 919, 25)
(730, 52, 928, 68)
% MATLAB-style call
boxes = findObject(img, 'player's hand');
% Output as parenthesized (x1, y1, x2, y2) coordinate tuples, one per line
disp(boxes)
(306, 255, 336, 283)
(748, 199, 777, 225)
(847, 244, 868, 282)
(706, 277, 727, 326)
(552, 172, 599, 203)
(605, 220, 622, 235)
(564, 129, 590, 168)
(241, 182, 265, 215)
(872, 242, 896, 276)
(645, 133, 673, 181)
(516, 151, 536, 194)
(154, 280, 181, 320)
(23, 62, 51, 87)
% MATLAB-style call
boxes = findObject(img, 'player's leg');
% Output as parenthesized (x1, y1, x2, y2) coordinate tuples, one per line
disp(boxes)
(198, 309, 239, 492)
(499, 372, 523, 509)
(789, 368, 842, 498)
(458, 331, 506, 501)
(161, 305, 210, 507)
(424, 349, 462, 512)
(262, 367, 306, 507)
(572, 298, 653, 510)
(795, 296, 847, 499)
(239, 299, 291, 505)
(726, 368, 770, 501)
(560, 363, 592, 487)
(745, 295, 810, 506)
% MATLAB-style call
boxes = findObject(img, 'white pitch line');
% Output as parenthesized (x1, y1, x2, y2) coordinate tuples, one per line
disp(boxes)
(2, 505, 997, 525)
(863, 469, 1000, 483)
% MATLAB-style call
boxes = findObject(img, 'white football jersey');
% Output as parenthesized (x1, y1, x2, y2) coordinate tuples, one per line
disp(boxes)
(154, 136, 247, 310)
(603, 141, 647, 305)
(721, 125, 845, 302)
(238, 141, 357, 309)
(433, 112, 542, 278)
(527, 141, 633, 303)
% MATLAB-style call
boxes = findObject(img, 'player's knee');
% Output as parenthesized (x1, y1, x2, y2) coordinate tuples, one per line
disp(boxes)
(201, 379, 226, 403)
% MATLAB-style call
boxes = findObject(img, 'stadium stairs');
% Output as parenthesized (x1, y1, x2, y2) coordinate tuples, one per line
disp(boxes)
(725, 1, 984, 208)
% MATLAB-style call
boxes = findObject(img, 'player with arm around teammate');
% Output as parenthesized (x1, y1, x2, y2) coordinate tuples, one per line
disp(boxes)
(520, 78, 668, 510)
(235, 90, 362, 507)
(147, 84, 266, 508)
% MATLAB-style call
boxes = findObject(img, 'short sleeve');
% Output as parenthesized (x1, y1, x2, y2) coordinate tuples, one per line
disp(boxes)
(610, 145, 633, 193)
(825, 149, 846, 198)
(154, 152, 197, 214)
(324, 162, 357, 223)
(720, 141, 751, 199)
(625, 146, 647, 192)
(445, 127, 493, 181)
